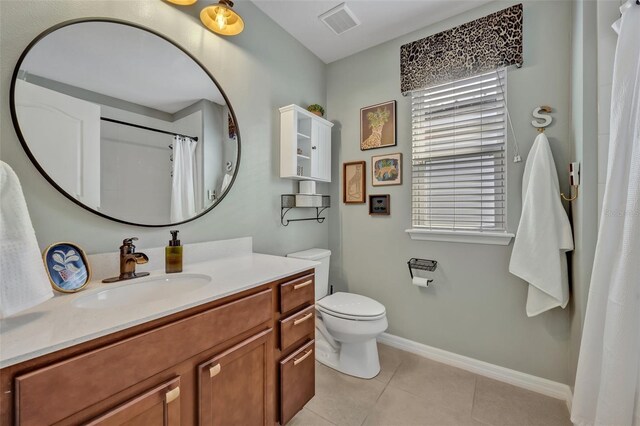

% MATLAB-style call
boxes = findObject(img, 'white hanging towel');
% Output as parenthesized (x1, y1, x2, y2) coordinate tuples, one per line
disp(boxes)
(219, 173, 233, 195)
(509, 133, 574, 317)
(0, 161, 53, 318)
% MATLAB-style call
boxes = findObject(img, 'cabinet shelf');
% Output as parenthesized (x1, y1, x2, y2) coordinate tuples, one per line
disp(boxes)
(297, 154, 310, 160)
(297, 132, 311, 139)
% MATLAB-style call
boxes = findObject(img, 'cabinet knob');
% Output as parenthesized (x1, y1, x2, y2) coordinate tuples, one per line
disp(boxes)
(209, 363, 221, 378)
(312, 146, 317, 150)
(165, 386, 180, 404)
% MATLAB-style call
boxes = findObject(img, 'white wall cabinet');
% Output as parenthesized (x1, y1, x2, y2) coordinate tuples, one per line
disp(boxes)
(280, 104, 333, 182)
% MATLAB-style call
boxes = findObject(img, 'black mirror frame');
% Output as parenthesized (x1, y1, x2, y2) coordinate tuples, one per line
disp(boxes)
(9, 18, 241, 228)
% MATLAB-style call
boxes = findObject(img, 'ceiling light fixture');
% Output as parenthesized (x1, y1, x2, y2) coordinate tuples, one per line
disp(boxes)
(164, 0, 198, 5)
(200, 0, 244, 36)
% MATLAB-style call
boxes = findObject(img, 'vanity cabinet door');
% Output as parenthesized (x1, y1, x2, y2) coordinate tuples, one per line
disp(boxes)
(86, 377, 181, 426)
(310, 120, 331, 182)
(198, 328, 274, 426)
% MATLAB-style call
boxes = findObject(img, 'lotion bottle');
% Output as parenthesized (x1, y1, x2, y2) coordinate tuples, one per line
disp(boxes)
(165, 230, 183, 273)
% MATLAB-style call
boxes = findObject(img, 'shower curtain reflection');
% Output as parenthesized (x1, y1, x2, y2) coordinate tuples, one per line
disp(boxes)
(170, 135, 198, 223)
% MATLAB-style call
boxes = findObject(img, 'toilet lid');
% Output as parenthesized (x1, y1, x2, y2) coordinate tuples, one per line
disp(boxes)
(317, 292, 385, 319)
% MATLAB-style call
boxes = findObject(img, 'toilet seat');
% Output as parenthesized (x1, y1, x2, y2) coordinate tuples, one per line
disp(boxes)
(317, 292, 386, 321)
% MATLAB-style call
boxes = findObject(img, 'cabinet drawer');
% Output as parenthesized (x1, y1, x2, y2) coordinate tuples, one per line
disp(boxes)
(280, 275, 314, 315)
(15, 289, 273, 426)
(279, 305, 315, 352)
(279, 340, 315, 425)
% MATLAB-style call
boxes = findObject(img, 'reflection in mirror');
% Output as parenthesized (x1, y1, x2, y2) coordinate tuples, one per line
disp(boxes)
(11, 20, 239, 226)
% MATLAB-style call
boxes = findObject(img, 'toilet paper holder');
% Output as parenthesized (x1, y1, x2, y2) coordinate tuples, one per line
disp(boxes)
(407, 258, 437, 279)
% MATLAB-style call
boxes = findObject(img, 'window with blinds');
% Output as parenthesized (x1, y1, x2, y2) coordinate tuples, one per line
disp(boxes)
(411, 69, 507, 232)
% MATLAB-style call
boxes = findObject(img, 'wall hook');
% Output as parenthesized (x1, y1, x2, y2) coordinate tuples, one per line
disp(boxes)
(561, 162, 580, 201)
(561, 185, 579, 202)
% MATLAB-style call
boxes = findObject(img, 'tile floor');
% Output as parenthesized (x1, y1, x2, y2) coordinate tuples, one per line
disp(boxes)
(290, 344, 572, 426)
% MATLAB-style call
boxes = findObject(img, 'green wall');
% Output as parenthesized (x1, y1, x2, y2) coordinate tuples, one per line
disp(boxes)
(326, 0, 575, 383)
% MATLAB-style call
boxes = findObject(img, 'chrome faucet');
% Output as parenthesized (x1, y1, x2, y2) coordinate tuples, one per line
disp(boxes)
(102, 237, 150, 283)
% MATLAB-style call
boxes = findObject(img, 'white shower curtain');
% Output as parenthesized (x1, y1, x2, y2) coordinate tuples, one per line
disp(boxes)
(571, 2, 640, 425)
(170, 135, 197, 223)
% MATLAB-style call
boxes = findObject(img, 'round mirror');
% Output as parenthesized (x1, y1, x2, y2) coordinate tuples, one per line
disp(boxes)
(10, 19, 240, 227)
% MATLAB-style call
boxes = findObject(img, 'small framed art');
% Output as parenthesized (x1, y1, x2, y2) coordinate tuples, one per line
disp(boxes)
(369, 194, 390, 215)
(360, 100, 396, 151)
(42, 242, 91, 293)
(343, 161, 366, 204)
(372, 153, 402, 186)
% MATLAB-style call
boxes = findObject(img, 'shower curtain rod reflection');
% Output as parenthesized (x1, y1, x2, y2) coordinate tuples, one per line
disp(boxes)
(100, 117, 199, 141)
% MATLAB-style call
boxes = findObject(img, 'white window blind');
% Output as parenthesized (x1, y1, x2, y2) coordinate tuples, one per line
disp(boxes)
(411, 69, 507, 232)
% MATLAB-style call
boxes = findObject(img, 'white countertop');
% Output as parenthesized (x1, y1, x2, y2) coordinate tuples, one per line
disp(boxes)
(0, 252, 318, 368)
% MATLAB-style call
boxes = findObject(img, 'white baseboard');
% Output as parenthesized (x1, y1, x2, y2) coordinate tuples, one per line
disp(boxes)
(377, 332, 573, 410)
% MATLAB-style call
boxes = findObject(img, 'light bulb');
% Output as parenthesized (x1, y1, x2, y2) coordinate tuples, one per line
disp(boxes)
(200, 2, 244, 36)
(215, 8, 227, 30)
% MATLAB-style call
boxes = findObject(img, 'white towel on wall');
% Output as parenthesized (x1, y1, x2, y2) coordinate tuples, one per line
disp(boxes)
(220, 173, 233, 195)
(0, 161, 53, 318)
(509, 133, 574, 317)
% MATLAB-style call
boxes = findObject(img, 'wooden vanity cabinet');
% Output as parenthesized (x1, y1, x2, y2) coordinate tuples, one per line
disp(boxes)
(13, 289, 274, 425)
(0, 269, 315, 426)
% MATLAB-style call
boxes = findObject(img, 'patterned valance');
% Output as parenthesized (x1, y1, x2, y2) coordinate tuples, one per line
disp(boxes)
(400, 4, 523, 95)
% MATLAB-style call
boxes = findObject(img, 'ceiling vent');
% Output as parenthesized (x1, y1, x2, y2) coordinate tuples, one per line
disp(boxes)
(319, 3, 360, 35)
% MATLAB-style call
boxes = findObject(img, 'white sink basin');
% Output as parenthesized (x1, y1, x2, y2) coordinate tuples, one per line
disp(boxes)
(73, 274, 213, 309)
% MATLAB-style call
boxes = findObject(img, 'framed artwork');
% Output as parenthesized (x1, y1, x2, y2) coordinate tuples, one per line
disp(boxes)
(343, 161, 366, 204)
(42, 242, 91, 293)
(369, 194, 390, 215)
(372, 153, 402, 186)
(228, 113, 237, 139)
(360, 100, 396, 150)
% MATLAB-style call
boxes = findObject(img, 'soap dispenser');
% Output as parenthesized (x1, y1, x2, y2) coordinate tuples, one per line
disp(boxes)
(165, 230, 183, 273)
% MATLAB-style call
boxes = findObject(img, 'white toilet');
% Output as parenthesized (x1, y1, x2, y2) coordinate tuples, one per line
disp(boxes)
(287, 248, 388, 379)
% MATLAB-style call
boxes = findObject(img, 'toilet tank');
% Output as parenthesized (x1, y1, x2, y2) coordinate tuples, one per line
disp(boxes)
(287, 248, 331, 300)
